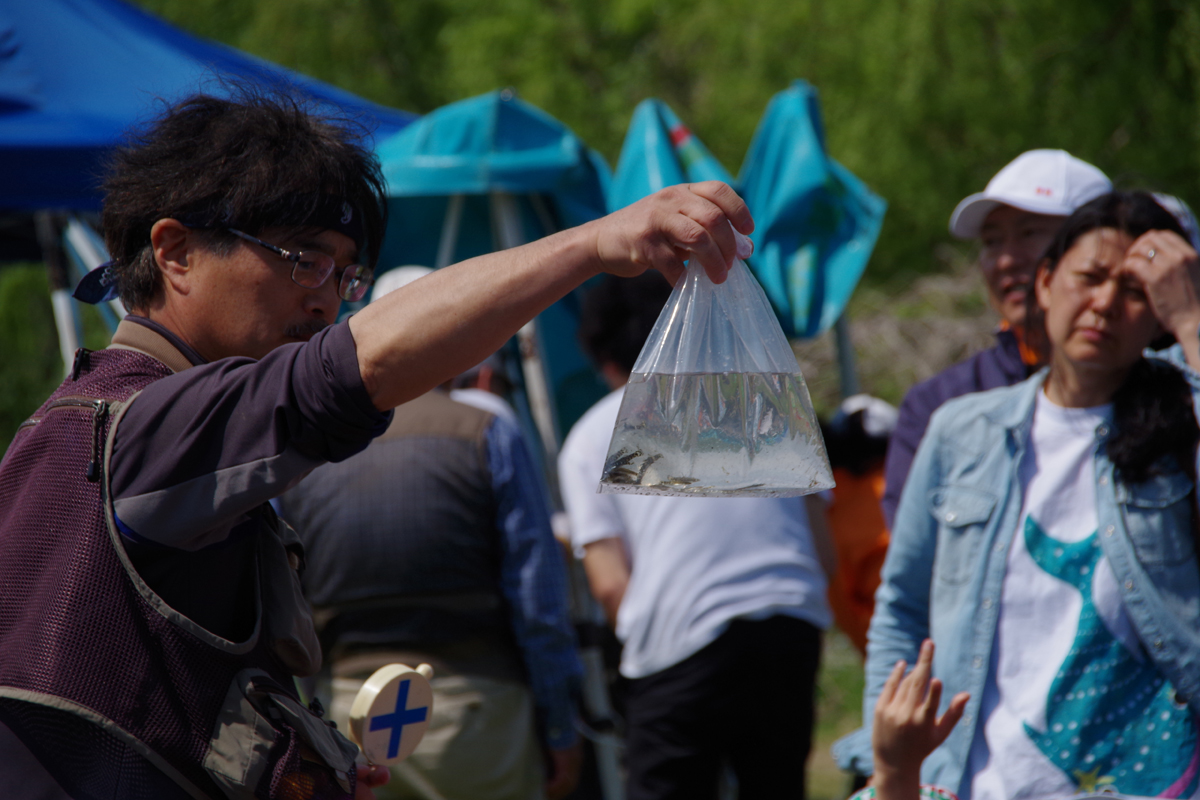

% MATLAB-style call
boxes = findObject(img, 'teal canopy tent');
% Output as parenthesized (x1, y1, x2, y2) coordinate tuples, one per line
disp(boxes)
(374, 90, 612, 451)
(607, 99, 735, 213)
(377, 96, 623, 799)
(737, 80, 887, 340)
(607, 88, 885, 396)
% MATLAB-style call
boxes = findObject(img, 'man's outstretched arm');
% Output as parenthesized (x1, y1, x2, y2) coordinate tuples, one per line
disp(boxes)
(351, 182, 752, 410)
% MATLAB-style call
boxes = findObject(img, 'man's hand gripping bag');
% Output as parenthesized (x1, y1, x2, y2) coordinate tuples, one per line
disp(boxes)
(599, 253, 834, 498)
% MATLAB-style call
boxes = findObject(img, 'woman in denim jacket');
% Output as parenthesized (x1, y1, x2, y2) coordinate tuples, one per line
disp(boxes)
(835, 192, 1200, 800)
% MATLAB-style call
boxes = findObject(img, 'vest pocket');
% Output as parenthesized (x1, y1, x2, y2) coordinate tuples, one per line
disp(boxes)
(259, 511, 323, 677)
(206, 669, 358, 799)
(927, 485, 997, 586)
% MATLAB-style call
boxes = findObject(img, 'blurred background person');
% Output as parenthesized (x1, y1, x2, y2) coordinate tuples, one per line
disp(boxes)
(820, 394, 897, 657)
(278, 268, 583, 800)
(882, 149, 1111, 527)
(558, 273, 832, 800)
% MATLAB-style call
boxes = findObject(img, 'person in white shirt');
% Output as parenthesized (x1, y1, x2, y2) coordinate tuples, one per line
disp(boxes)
(558, 273, 832, 800)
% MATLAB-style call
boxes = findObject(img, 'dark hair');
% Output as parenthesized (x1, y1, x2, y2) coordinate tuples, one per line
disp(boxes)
(1035, 191, 1197, 484)
(820, 410, 889, 475)
(577, 273, 674, 374)
(101, 89, 387, 310)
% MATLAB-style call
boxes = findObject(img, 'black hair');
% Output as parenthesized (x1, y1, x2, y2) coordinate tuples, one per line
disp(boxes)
(1035, 191, 1197, 484)
(577, 273, 674, 375)
(820, 409, 890, 475)
(101, 88, 387, 310)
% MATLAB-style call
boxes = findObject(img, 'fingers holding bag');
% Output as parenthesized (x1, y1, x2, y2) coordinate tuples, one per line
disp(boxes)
(592, 182, 754, 285)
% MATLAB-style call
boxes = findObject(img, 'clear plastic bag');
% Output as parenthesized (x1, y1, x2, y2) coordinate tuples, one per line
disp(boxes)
(599, 254, 834, 498)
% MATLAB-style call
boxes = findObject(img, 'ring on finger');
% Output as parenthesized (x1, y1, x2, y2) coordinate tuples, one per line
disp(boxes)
(1148, 247, 1157, 261)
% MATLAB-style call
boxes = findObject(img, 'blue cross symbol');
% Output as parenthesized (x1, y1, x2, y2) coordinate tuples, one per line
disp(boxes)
(369, 679, 429, 759)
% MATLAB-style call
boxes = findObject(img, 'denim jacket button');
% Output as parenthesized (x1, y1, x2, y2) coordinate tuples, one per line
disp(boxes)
(1098, 425, 1110, 437)
(1099, 476, 1109, 485)
(1105, 525, 1115, 536)
(1154, 639, 1164, 649)
(982, 598, 993, 609)
(1125, 580, 1135, 591)
(945, 512, 957, 522)
(973, 656, 983, 668)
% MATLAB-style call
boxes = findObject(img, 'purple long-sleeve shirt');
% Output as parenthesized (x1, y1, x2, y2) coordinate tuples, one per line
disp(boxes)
(110, 315, 391, 639)
(881, 329, 1031, 528)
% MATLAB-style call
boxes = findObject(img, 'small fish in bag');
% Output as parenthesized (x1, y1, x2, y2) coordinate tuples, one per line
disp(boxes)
(599, 232, 834, 497)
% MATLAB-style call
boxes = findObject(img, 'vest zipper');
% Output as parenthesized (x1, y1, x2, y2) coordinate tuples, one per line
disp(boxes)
(86, 400, 108, 482)
(22, 396, 110, 481)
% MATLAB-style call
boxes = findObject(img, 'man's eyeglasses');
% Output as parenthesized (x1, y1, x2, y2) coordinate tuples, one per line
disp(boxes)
(226, 228, 373, 302)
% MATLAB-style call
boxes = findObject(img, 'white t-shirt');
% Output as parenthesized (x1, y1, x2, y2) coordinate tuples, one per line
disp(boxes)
(558, 389, 831, 679)
(969, 389, 1199, 800)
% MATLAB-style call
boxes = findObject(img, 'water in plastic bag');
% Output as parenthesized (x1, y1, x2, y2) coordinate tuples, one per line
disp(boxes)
(599, 256, 833, 498)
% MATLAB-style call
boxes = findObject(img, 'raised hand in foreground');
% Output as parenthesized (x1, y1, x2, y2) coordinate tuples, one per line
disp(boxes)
(872, 639, 969, 800)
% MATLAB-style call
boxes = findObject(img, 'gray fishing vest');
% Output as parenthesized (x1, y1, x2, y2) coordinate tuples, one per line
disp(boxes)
(279, 390, 526, 682)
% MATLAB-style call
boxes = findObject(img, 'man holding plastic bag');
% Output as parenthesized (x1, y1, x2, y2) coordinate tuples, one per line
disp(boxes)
(0, 90, 758, 800)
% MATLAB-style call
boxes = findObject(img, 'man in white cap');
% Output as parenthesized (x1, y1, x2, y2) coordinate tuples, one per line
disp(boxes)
(879, 149, 1110, 527)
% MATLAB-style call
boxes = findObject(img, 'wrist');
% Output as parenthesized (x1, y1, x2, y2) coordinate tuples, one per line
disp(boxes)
(1168, 313, 1200, 346)
(558, 219, 608, 281)
(873, 766, 921, 800)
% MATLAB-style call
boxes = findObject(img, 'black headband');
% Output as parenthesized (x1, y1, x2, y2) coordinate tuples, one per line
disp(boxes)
(177, 192, 367, 253)
(270, 192, 366, 254)
(74, 193, 367, 305)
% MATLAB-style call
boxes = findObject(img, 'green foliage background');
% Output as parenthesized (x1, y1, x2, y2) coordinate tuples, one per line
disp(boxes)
(5, 1, 1199, 446)
(136, 0, 1200, 284)
(0, 267, 65, 453)
(0, 266, 119, 452)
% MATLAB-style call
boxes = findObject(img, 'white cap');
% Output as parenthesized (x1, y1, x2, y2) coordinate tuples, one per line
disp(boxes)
(949, 149, 1111, 239)
(371, 265, 433, 303)
(834, 394, 899, 438)
(1152, 193, 1200, 251)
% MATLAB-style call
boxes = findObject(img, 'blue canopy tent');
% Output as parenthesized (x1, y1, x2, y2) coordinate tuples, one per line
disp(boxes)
(0, 0, 416, 372)
(375, 90, 612, 454)
(0, 0, 415, 211)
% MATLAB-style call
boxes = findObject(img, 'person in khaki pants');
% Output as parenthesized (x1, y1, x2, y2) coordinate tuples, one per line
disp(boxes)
(281, 382, 584, 800)
(280, 275, 584, 800)
(330, 665, 545, 800)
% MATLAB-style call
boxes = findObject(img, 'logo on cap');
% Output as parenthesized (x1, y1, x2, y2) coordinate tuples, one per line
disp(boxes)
(341, 202, 353, 225)
(1035, 187, 1054, 197)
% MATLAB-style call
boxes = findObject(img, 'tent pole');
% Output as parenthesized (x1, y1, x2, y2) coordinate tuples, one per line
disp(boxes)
(491, 192, 561, 462)
(35, 211, 81, 377)
(834, 314, 860, 399)
(435, 194, 465, 270)
(492, 191, 624, 800)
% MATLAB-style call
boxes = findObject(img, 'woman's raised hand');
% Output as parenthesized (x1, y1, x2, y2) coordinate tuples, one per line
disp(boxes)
(1124, 230, 1200, 370)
